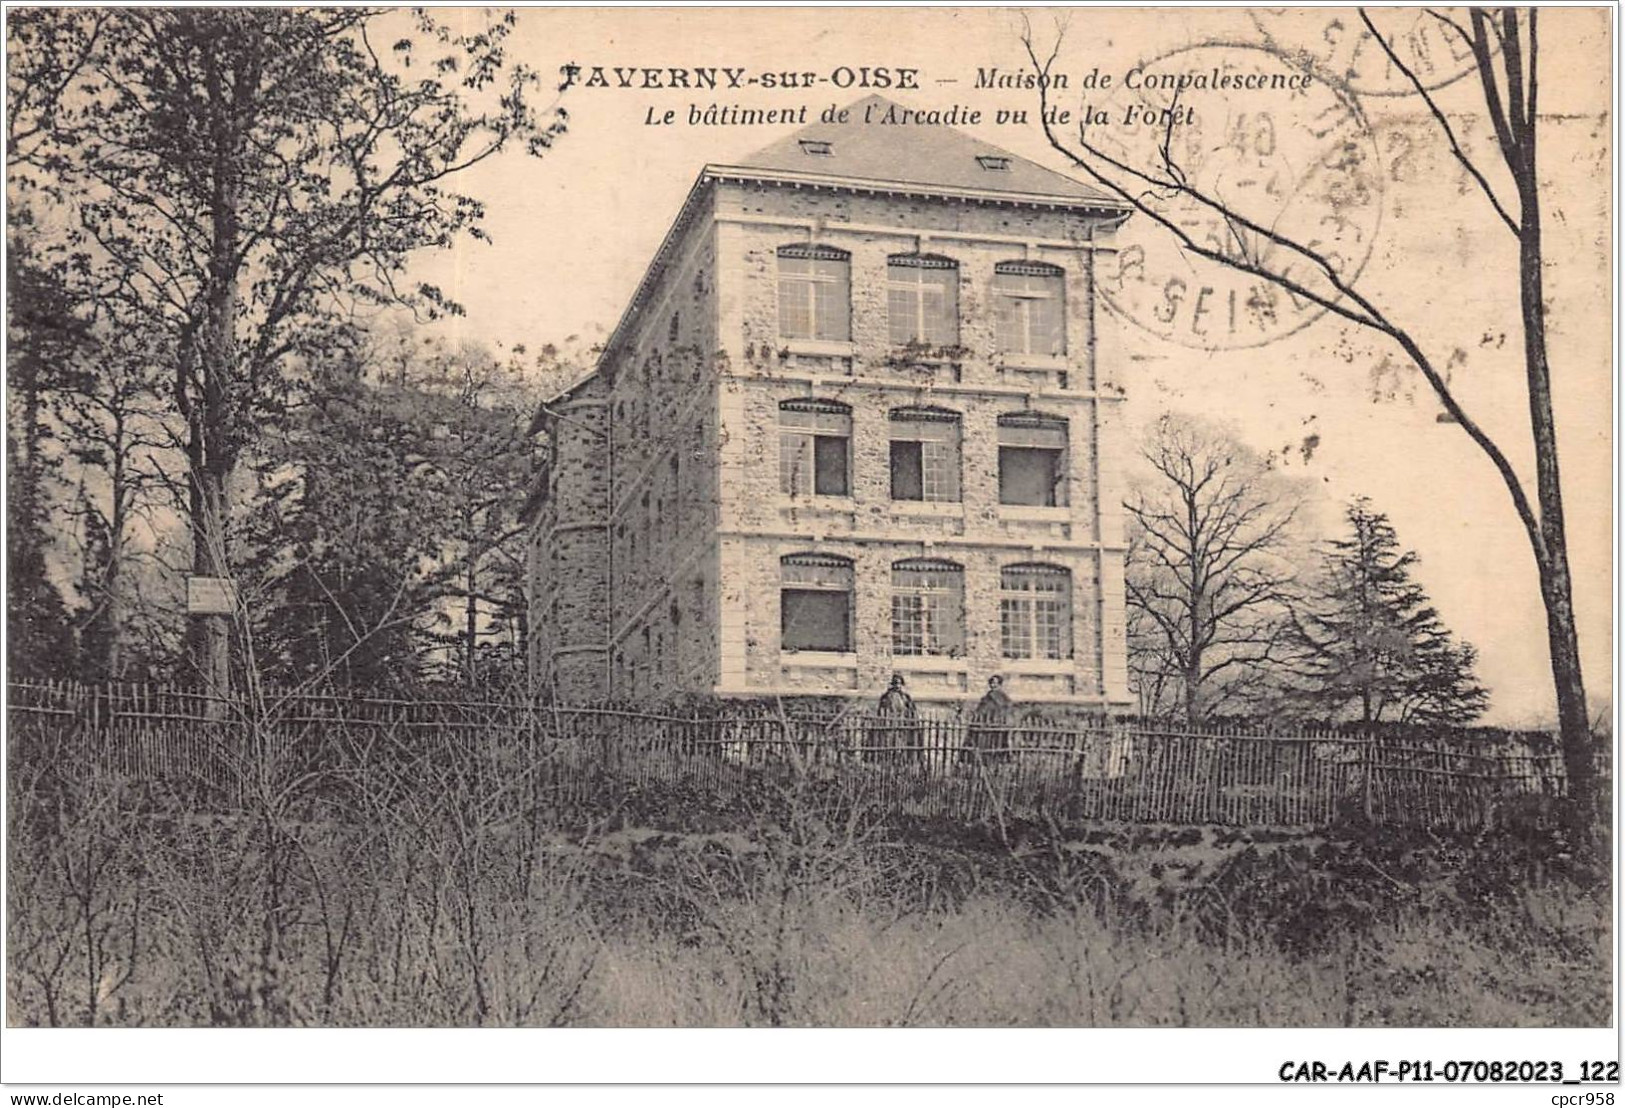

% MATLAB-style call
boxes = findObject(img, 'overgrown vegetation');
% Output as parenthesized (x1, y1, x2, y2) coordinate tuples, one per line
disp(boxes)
(8, 712, 1608, 1028)
(5, 9, 575, 695)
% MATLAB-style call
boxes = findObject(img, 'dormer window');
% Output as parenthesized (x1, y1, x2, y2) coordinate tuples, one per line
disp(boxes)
(976, 154, 1011, 171)
(799, 139, 833, 156)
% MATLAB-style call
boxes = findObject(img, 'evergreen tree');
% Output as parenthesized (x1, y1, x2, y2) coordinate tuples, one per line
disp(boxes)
(6, 432, 77, 680)
(1028, 9, 1600, 840)
(1284, 498, 1488, 726)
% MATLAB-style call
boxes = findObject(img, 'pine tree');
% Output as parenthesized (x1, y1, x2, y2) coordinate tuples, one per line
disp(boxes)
(1285, 498, 1488, 726)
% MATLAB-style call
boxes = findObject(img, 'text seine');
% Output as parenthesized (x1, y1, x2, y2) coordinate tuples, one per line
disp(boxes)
(560, 65, 920, 91)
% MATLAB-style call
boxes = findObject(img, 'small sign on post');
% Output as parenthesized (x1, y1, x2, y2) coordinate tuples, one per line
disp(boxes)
(186, 575, 237, 616)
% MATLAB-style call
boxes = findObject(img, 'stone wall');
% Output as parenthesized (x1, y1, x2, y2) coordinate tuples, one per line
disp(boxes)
(710, 180, 1131, 707)
(721, 535, 1106, 705)
(602, 192, 724, 701)
(720, 182, 1105, 392)
(526, 376, 611, 700)
(529, 174, 1132, 708)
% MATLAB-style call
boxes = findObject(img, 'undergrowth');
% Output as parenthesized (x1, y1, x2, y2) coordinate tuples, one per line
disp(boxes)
(6, 753, 1610, 1027)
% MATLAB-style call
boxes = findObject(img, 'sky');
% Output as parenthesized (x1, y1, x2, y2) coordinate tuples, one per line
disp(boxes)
(409, 6, 1613, 726)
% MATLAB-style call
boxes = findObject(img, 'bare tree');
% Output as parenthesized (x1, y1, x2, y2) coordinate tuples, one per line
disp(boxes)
(58, 326, 176, 680)
(5, 9, 112, 679)
(1022, 8, 1598, 836)
(1126, 415, 1301, 723)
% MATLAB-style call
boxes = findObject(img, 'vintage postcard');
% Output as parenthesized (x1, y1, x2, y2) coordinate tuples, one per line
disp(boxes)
(3, 2, 1616, 1092)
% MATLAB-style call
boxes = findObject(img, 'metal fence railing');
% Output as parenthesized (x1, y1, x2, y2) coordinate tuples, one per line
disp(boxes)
(7, 680, 1602, 833)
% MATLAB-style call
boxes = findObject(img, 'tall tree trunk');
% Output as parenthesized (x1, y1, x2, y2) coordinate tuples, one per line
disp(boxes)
(95, 413, 129, 680)
(189, 467, 231, 710)
(187, 287, 236, 708)
(1184, 487, 1204, 723)
(1184, 583, 1204, 723)
(1540, 564, 1593, 838)
(1183, 651, 1203, 723)
(1513, 65, 1595, 844)
(187, 276, 238, 709)
(103, 564, 122, 678)
(19, 353, 43, 507)
(187, 44, 242, 712)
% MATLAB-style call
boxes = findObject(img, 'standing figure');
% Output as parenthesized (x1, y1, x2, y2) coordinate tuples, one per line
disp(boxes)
(872, 673, 919, 763)
(965, 674, 1014, 766)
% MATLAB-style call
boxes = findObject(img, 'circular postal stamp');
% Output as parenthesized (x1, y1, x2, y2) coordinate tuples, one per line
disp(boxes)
(1248, 8, 1483, 99)
(1088, 41, 1385, 352)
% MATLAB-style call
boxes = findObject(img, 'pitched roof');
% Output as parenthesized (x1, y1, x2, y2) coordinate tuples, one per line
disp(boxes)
(713, 94, 1121, 208)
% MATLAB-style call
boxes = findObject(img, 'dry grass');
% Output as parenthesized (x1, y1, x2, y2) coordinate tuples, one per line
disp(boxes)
(6, 741, 1610, 1028)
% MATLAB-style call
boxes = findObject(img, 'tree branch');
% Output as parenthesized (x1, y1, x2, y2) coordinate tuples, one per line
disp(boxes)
(1021, 21, 1551, 571)
(1360, 7, 1519, 235)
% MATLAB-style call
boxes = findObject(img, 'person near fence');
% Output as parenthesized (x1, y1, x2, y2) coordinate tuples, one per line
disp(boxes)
(871, 674, 920, 764)
(965, 674, 1014, 767)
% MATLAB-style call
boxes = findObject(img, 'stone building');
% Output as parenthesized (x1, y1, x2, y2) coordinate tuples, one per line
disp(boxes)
(524, 95, 1134, 709)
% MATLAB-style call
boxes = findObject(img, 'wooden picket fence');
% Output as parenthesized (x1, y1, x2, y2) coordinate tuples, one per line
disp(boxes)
(6, 679, 1598, 833)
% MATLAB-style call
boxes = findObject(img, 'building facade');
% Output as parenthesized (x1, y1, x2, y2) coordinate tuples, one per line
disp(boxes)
(525, 96, 1134, 708)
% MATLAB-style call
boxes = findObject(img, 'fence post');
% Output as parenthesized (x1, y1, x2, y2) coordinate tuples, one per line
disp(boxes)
(1362, 734, 1374, 822)
(11, 683, 1565, 836)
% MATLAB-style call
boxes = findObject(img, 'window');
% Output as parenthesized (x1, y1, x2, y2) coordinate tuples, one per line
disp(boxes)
(998, 412, 1069, 506)
(994, 262, 1066, 356)
(781, 554, 853, 653)
(1000, 564, 1072, 660)
(976, 154, 1011, 171)
(779, 399, 851, 498)
(888, 407, 962, 502)
(778, 245, 851, 341)
(891, 559, 964, 657)
(799, 139, 833, 156)
(887, 255, 959, 347)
